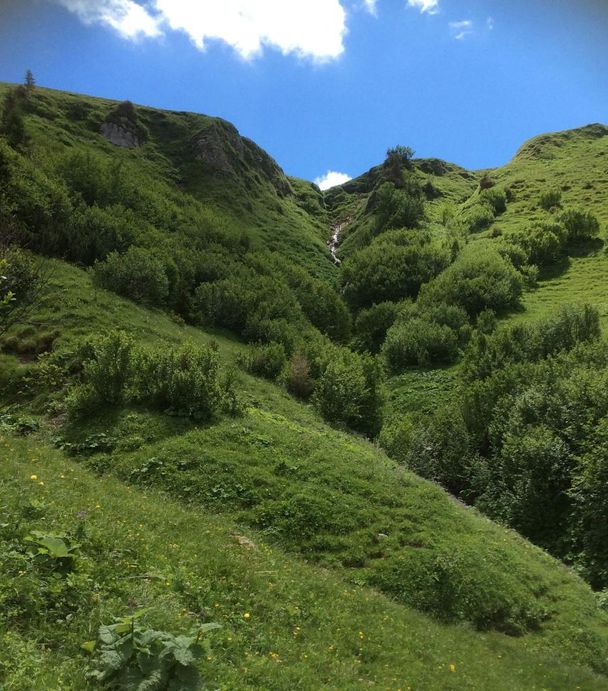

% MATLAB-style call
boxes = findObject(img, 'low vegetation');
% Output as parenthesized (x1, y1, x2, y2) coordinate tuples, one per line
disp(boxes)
(1, 80, 608, 687)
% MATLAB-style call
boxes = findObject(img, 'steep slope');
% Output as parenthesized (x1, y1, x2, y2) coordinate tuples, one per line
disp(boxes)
(2, 85, 608, 687)
(0, 82, 333, 280)
(2, 258, 608, 686)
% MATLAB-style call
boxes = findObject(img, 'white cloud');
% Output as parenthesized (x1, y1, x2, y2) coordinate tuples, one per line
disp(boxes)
(362, 0, 378, 16)
(450, 19, 473, 40)
(52, 0, 347, 61)
(54, 0, 161, 39)
(406, 0, 439, 15)
(314, 171, 352, 190)
(487, 16, 495, 31)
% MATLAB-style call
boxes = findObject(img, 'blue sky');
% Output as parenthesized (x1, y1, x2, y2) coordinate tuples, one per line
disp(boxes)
(1, 0, 607, 187)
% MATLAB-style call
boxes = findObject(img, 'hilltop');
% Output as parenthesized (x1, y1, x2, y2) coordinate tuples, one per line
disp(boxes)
(1, 83, 608, 689)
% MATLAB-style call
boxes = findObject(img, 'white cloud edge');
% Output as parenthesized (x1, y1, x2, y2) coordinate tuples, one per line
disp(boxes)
(314, 171, 352, 190)
(51, 0, 348, 61)
(449, 19, 474, 40)
(406, 0, 440, 16)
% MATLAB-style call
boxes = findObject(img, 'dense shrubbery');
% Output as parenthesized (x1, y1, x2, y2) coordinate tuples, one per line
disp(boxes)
(69, 331, 239, 420)
(341, 232, 449, 310)
(383, 318, 459, 371)
(241, 342, 287, 380)
(504, 222, 566, 269)
(539, 188, 562, 210)
(93, 247, 170, 306)
(419, 249, 523, 317)
(353, 301, 402, 353)
(374, 181, 425, 232)
(382, 304, 608, 586)
(313, 347, 383, 436)
(559, 208, 601, 242)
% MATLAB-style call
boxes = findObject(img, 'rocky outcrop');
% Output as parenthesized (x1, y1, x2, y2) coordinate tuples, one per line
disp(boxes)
(193, 120, 292, 197)
(100, 121, 142, 148)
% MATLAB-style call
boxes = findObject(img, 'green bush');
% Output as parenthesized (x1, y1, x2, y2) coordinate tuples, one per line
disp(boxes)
(560, 208, 601, 242)
(242, 342, 287, 380)
(313, 348, 383, 436)
(463, 203, 495, 233)
(419, 249, 523, 318)
(341, 236, 449, 310)
(480, 187, 507, 215)
(383, 318, 459, 371)
(369, 544, 547, 634)
(539, 188, 562, 211)
(353, 301, 402, 353)
(77, 330, 134, 406)
(505, 222, 566, 268)
(93, 246, 169, 306)
(134, 342, 227, 419)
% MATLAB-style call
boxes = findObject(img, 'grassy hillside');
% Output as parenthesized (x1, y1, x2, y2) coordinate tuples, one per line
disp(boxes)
(2, 84, 608, 688)
(0, 82, 334, 284)
(4, 434, 608, 690)
(2, 258, 608, 687)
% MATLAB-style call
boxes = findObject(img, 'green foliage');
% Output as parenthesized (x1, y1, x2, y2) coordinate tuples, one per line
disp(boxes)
(241, 342, 287, 381)
(480, 186, 507, 215)
(1, 87, 27, 148)
(383, 318, 459, 371)
(86, 614, 220, 690)
(505, 222, 567, 268)
(94, 247, 170, 307)
(69, 331, 238, 421)
(370, 543, 547, 634)
(374, 181, 425, 231)
(419, 248, 523, 317)
(384, 146, 415, 185)
(133, 342, 233, 419)
(560, 208, 601, 242)
(353, 301, 401, 353)
(571, 418, 608, 587)
(313, 348, 383, 436)
(462, 303, 600, 382)
(539, 188, 562, 211)
(462, 203, 496, 233)
(78, 330, 134, 407)
(0, 248, 41, 337)
(341, 233, 449, 310)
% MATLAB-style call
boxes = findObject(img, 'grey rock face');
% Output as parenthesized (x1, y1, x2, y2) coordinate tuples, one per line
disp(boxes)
(101, 122, 141, 148)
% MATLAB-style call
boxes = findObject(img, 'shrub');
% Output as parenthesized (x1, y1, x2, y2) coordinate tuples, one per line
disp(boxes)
(353, 301, 402, 353)
(314, 348, 383, 436)
(560, 208, 601, 242)
(480, 187, 507, 215)
(419, 249, 523, 318)
(506, 222, 566, 268)
(341, 238, 449, 310)
(284, 352, 315, 399)
(383, 318, 459, 371)
(134, 342, 226, 419)
(374, 181, 425, 232)
(539, 188, 562, 211)
(369, 544, 547, 634)
(78, 330, 134, 406)
(463, 203, 496, 233)
(86, 615, 220, 689)
(242, 342, 287, 380)
(93, 246, 169, 306)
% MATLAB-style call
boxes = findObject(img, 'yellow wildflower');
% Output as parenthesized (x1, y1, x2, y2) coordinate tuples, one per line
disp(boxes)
(30, 474, 37, 480)
(449, 663, 456, 673)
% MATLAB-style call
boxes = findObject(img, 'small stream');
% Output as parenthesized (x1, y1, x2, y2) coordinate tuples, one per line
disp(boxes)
(328, 219, 349, 265)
